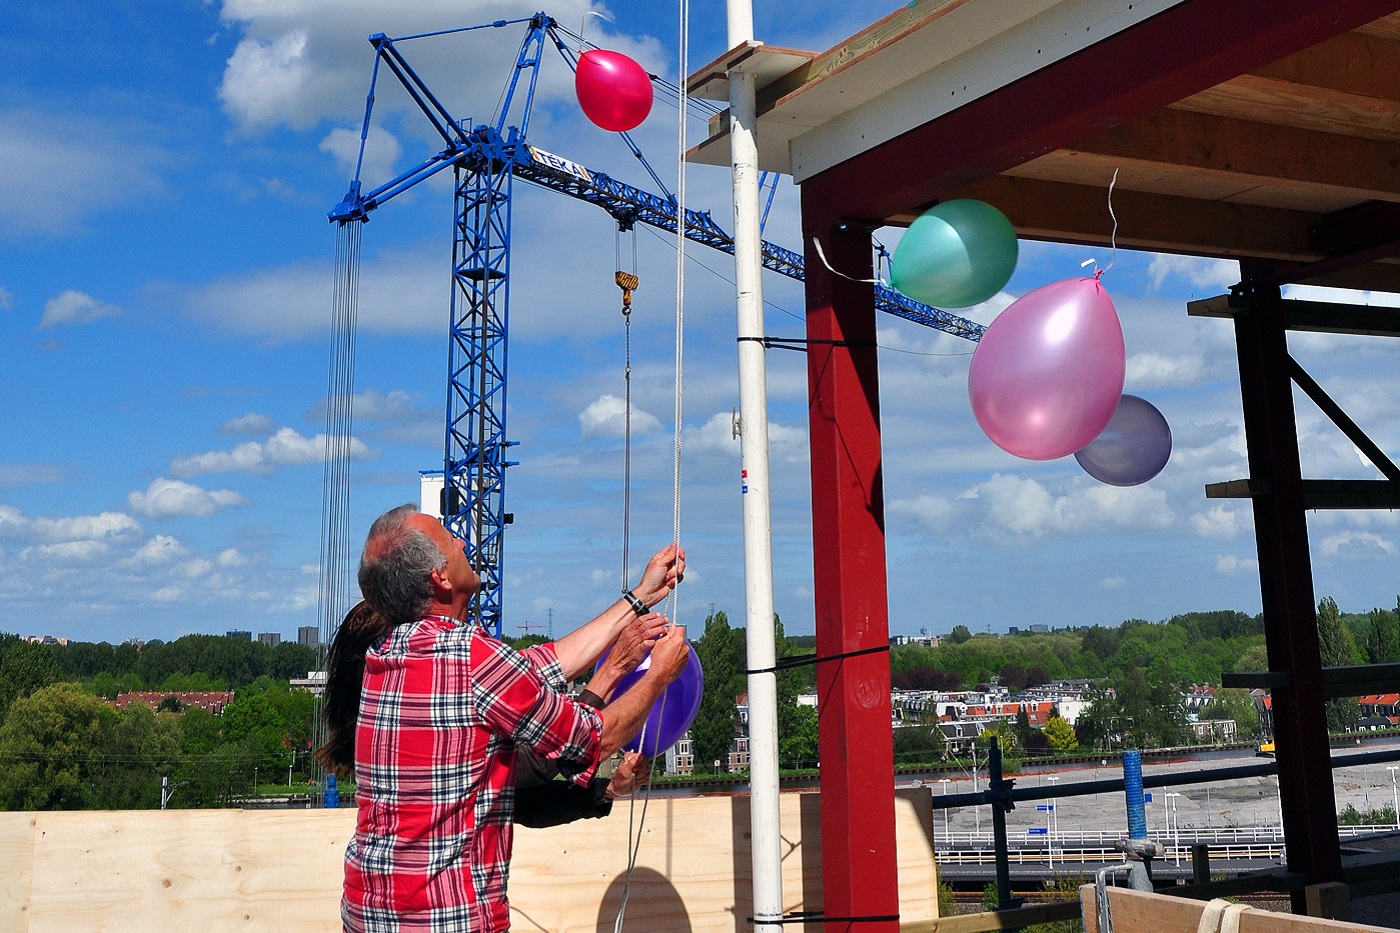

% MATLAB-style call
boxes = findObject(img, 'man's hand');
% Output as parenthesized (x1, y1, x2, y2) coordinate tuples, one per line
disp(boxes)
(603, 614, 666, 677)
(605, 751, 651, 799)
(645, 624, 689, 685)
(635, 544, 685, 608)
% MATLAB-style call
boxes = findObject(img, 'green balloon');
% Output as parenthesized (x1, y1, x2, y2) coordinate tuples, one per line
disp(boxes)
(890, 199, 1018, 308)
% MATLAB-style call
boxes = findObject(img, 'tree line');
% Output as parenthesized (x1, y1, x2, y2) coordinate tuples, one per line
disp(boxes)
(1, 595, 1394, 805)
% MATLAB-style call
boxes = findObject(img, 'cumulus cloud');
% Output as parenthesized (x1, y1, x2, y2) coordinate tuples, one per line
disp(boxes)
(579, 394, 663, 440)
(20, 540, 112, 564)
(969, 474, 1175, 538)
(1216, 554, 1259, 574)
(0, 505, 142, 544)
(1192, 504, 1245, 539)
(39, 290, 120, 328)
(1147, 255, 1238, 291)
(1319, 531, 1396, 558)
(128, 477, 251, 519)
(219, 30, 314, 129)
(128, 535, 189, 565)
(888, 493, 956, 531)
(1126, 351, 1207, 389)
(170, 426, 375, 476)
(320, 125, 402, 185)
(219, 412, 277, 436)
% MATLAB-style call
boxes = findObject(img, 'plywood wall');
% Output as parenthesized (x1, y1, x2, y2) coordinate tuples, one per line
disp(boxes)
(0, 790, 935, 933)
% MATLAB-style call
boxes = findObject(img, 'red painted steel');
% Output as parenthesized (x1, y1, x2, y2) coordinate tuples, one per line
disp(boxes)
(801, 215, 900, 933)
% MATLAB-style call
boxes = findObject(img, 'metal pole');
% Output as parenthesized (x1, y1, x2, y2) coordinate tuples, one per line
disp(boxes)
(1389, 766, 1399, 830)
(939, 779, 951, 843)
(725, 2, 781, 930)
(988, 738, 1015, 910)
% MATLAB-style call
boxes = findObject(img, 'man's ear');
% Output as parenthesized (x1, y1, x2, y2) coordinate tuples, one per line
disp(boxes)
(428, 566, 453, 600)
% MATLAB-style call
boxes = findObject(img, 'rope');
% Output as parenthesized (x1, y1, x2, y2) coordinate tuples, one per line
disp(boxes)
(615, 1, 690, 927)
(312, 220, 362, 767)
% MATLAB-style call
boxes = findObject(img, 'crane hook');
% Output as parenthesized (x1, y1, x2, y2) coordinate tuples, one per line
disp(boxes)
(615, 270, 639, 315)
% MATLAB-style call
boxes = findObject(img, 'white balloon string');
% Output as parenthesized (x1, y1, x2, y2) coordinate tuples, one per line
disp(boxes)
(812, 236, 885, 286)
(1098, 168, 1119, 279)
(578, 10, 611, 54)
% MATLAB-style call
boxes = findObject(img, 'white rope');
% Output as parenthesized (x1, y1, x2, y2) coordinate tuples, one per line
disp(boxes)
(614, 2, 690, 928)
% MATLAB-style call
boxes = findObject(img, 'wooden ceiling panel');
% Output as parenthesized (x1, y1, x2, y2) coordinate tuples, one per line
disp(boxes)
(1250, 29, 1400, 101)
(1173, 75, 1400, 142)
(1355, 10, 1400, 38)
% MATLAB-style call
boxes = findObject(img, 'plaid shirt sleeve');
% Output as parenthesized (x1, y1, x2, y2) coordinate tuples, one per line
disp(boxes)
(519, 642, 567, 694)
(473, 633, 603, 787)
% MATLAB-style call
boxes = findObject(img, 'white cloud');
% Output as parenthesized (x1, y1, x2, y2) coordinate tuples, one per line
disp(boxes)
(128, 477, 251, 519)
(320, 125, 402, 185)
(685, 411, 809, 465)
(1319, 531, 1396, 558)
(579, 394, 663, 440)
(1125, 351, 1207, 389)
(20, 540, 112, 564)
(170, 426, 375, 476)
(128, 535, 189, 565)
(1216, 554, 1259, 574)
(888, 493, 956, 531)
(1147, 255, 1238, 291)
(1192, 505, 1245, 539)
(30, 512, 142, 544)
(219, 412, 277, 436)
(968, 474, 1174, 538)
(219, 30, 314, 129)
(39, 290, 120, 329)
(217, 548, 249, 568)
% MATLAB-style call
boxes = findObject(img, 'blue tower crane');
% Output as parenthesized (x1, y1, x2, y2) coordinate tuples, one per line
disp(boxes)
(328, 12, 983, 636)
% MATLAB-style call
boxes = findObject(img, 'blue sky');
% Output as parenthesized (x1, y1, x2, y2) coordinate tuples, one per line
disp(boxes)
(3, 0, 1397, 646)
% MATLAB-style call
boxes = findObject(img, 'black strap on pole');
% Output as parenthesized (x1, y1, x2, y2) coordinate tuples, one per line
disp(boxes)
(743, 643, 889, 676)
(737, 335, 878, 353)
(747, 911, 901, 925)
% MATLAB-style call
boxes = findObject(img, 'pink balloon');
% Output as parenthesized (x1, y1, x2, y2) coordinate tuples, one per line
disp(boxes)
(968, 277, 1126, 460)
(575, 49, 654, 132)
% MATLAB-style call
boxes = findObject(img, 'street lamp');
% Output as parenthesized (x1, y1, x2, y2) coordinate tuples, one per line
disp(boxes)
(1387, 766, 1399, 830)
(1165, 793, 1182, 866)
(938, 779, 952, 844)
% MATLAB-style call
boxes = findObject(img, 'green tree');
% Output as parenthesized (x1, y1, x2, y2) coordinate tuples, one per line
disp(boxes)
(1198, 688, 1260, 736)
(1364, 607, 1400, 664)
(692, 611, 741, 772)
(0, 635, 64, 724)
(947, 624, 972, 644)
(774, 618, 818, 768)
(0, 682, 114, 810)
(1043, 715, 1078, 752)
(1317, 597, 1360, 733)
(96, 702, 182, 809)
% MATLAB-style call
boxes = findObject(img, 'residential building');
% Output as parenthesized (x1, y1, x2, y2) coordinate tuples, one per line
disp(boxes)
(227, 630, 252, 641)
(297, 625, 319, 647)
(257, 632, 281, 647)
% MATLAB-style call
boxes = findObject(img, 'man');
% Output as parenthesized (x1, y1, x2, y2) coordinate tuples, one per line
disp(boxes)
(343, 503, 690, 932)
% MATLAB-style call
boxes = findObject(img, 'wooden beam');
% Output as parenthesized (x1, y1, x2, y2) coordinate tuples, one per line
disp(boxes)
(802, 0, 1400, 230)
(1061, 108, 1400, 200)
(927, 175, 1324, 260)
(1205, 479, 1400, 509)
(901, 900, 1081, 933)
(1253, 29, 1400, 102)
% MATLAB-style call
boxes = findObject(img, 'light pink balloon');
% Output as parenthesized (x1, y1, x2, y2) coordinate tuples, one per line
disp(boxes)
(968, 277, 1126, 460)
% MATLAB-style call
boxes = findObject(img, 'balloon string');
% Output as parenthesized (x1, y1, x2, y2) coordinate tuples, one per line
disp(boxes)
(812, 237, 885, 286)
(1096, 168, 1119, 279)
(578, 10, 611, 54)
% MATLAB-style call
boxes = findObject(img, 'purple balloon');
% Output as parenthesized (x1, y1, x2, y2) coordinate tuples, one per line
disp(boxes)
(1075, 394, 1172, 486)
(968, 277, 1126, 460)
(601, 642, 704, 757)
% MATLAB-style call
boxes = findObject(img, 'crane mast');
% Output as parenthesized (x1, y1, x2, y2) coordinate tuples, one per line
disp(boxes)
(328, 12, 983, 636)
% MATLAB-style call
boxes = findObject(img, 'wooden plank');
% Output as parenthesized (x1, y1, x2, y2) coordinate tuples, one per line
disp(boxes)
(25, 809, 352, 933)
(902, 899, 1080, 933)
(0, 813, 35, 932)
(1061, 109, 1400, 201)
(1, 792, 935, 933)
(927, 175, 1324, 260)
(1080, 885, 1392, 933)
(1252, 30, 1400, 103)
(1175, 75, 1400, 144)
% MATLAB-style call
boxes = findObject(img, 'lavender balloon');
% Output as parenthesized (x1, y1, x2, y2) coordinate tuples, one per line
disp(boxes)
(1075, 394, 1172, 486)
(603, 642, 704, 757)
(968, 277, 1126, 460)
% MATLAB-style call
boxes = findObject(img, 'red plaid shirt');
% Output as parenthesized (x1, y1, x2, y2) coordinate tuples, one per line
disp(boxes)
(343, 616, 603, 932)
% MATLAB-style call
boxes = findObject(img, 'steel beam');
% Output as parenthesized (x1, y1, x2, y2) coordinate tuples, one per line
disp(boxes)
(1230, 266, 1341, 907)
(801, 214, 899, 933)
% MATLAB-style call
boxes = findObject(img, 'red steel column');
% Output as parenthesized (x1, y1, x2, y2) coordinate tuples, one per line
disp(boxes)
(802, 213, 899, 933)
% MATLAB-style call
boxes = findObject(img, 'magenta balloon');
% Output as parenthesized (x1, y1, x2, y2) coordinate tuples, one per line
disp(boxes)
(1075, 394, 1172, 486)
(968, 277, 1126, 460)
(575, 49, 654, 132)
(602, 642, 704, 757)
